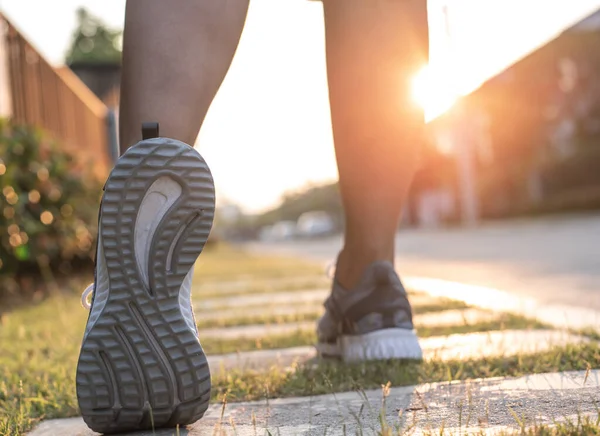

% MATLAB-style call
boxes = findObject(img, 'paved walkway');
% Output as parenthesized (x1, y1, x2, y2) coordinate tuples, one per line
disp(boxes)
(30, 370, 600, 435)
(197, 308, 510, 340)
(26, 236, 599, 435)
(207, 330, 588, 371)
(249, 214, 600, 310)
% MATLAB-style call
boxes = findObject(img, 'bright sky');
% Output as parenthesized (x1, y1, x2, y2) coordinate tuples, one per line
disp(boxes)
(2, 0, 600, 212)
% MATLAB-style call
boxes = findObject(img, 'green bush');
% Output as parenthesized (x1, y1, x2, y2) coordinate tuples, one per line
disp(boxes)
(0, 119, 102, 294)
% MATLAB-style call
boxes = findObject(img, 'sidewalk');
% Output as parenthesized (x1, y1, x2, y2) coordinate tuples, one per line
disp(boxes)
(22, 244, 600, 435)
(30, 370, 600, 435)
(248, 214, 600, 326)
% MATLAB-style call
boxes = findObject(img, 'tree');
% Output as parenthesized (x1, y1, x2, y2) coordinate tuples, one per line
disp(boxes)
(253, 182, 343, 229)
(65, 8, 122, 65)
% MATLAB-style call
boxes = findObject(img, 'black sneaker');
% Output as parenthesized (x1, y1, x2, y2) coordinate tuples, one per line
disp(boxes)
(316, 261, 422, 362)
(76, 124, 215, 433)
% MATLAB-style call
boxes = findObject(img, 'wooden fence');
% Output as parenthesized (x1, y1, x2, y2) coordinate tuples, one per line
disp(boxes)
(0, 13, 111, 177)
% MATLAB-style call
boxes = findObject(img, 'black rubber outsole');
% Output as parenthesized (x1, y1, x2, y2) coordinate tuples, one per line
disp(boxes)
(76, 138, 215, 434)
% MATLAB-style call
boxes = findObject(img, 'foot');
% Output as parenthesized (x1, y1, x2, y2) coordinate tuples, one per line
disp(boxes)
(76, 124, 215, 434)
(316, 260, 422, 362)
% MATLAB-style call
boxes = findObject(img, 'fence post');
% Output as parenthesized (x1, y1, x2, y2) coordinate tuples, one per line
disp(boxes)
(0, 15, 12, 118)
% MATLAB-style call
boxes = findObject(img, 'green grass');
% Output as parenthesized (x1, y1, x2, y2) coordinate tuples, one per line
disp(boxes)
(0, 245, 327, 435)
(413, 299, 469, 314)
(194, 244, 324, 281)
(577, 328, 600, 342)
(507, 417, 600, 436)
(0, 295, 86, 435)
(210, 342, 600, 403)
(193, 290, 464, 312)
(194, 277, 331, 299)
(0, 245, 595, 435)
(200, 313, 548, 355)
(1, 291, 598, 435)
(202, 329, 316, 355)
(416, 313, 549, 338)
(195, 297, 470, 329)
(196, 309, 324, 330)
(195, 299, 325, 315)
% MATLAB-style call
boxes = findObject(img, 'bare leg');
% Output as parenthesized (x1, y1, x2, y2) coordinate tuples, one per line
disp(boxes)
(324, 0, 429, 288)
(119, 0, 250, 152)
(79, 3, 252, 431)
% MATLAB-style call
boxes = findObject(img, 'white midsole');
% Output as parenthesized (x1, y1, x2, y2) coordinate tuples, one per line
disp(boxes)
(134, 176, 182, 289)
(317, 328, 422, 362)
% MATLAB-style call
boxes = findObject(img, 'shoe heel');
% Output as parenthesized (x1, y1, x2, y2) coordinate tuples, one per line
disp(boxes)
(340, 328, 422, 362)
(77, 129, 215, 433)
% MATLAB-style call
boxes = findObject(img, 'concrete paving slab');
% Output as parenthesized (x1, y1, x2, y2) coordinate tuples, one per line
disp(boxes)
(405, 276, 600, 333)
(196, 289, 439, 312)
(415, 308, 499, 327)
(197, 288, 328, 311)
(198, 309, 498, 340)
(197, 303, 322, 323)
(421, 329, 587, 360)
(200, 321, 314, 340)
(206, 330, 589, 371)
(29, 370, 600, 435)
(196, 292, 446, 324)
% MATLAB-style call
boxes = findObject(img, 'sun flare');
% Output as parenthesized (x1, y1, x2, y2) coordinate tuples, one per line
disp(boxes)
(412, 65, 462, 122)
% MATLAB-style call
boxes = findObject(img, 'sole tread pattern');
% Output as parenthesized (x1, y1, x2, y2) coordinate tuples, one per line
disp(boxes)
(76, 138, 214, 434)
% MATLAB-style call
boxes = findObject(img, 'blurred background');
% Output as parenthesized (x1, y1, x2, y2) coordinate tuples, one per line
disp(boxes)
(2, 0, 600, 295)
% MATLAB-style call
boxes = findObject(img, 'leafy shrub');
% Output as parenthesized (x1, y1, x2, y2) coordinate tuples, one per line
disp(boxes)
(0, 119, 102, 294)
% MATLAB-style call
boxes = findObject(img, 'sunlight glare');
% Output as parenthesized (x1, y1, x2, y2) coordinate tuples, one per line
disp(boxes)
(412, 65, 461, 122)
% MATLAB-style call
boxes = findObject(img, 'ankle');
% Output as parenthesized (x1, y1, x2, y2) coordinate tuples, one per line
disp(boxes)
(335, 245, 394, 290)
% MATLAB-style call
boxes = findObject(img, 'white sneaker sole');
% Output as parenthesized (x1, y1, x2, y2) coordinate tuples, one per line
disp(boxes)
(317, 328, 422, 362)
(76, 138, 215, 434)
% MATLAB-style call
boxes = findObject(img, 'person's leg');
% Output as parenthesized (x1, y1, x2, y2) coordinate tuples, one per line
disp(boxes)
(315, 0, 428, 361)
(77, 1, 249, 433)
(323, 0, 428, 289)
(119, 0, 249, 151)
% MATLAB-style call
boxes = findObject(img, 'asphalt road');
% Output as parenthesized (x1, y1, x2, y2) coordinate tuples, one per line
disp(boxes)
(247, 213, 600, 310)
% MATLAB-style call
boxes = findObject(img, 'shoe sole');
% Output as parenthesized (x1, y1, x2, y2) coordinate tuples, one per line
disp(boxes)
(76, 138, 215, 434)
(317, 328, 422, 362)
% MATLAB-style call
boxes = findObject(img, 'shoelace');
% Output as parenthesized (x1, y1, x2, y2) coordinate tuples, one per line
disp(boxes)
(81, 283, 94, 310)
